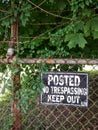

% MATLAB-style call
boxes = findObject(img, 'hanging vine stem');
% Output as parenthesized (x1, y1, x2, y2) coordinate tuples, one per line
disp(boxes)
(27, 0, 72, 20)
(0, 9, 10, 13)
(0, 14, 12, 22)
(30, 0, 46, 10)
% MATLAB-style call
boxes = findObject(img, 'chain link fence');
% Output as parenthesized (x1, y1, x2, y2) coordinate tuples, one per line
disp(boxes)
(0, 59, 98, 130)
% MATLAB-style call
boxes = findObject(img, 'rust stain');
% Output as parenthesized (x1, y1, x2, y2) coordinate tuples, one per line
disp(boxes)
(46, 59, 53, 64)
(11, 99, 22, 130)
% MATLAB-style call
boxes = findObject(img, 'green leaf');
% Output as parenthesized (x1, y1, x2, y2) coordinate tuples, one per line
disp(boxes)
(74, 21, 84, 33)
(93, 31, 98, 39)
(64, 23, 74, 34)
(65, 33, 87, 49)
(91, 17, 98, 31)
(49, 0, 54, 3)
(79, 2, 85, 9)
(78, 33, 87, 48)
(85, 0, 90, 6)
(57, 0, 66, 10)
(65, 34, 78, 48)
(82, 9, 92, 17)
(84, 20, 91, 37)
(22, 17, 28, 26)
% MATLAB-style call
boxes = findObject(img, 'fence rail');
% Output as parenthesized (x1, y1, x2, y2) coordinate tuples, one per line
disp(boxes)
(1, 58, 98, 64)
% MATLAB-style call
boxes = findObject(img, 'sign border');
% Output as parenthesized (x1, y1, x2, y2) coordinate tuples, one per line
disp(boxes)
(40, 72, 88, 107)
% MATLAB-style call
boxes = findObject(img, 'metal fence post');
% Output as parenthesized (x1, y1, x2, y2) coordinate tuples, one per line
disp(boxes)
(6, 1, 22, 129)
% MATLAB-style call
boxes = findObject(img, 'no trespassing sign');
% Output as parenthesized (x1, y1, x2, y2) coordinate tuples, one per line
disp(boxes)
(40, 72, 88, 107)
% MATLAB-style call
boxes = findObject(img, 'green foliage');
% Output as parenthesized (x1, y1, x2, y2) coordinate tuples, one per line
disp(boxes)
(19, 2, 31, 26)
(71, 0, 93, 17)
(17, 63, 47, 112)
(0, 0, 98, 55)
(0, 1, 31, 27)
(83, 16, 98, 39)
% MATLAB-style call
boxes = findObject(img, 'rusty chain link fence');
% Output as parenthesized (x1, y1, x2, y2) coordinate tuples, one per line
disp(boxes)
(0, 59, 98, 130)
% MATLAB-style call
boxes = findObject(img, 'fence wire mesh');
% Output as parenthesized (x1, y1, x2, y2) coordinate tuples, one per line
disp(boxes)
(0, 60, 98, 130)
